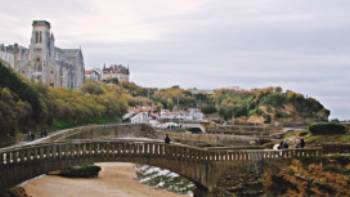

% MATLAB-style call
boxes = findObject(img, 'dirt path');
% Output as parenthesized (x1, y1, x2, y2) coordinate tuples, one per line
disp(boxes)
(23, 163, 189, 197)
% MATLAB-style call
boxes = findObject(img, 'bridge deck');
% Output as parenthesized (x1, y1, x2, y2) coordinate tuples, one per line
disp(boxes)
(0, 139, 322, 166)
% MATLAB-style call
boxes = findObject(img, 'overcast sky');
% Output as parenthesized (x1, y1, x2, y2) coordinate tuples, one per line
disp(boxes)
(0, 0, 349, 119)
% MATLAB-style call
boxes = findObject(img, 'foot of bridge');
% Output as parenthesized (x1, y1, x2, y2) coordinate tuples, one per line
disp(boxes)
(193, 185, 214, 197)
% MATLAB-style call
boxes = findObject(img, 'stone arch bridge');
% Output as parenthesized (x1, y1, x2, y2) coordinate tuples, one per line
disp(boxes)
(0, 139, 322, 196)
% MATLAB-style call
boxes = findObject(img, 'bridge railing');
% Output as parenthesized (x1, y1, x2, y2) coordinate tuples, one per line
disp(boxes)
(0, 140, 323, 166)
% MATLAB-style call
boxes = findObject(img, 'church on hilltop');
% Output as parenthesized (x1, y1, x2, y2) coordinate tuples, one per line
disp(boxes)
(0, 20, 85, 89)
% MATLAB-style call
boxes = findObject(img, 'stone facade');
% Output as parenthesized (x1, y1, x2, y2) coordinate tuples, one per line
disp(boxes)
(102, 64, 130, 83)
(0, 20, 85, 89)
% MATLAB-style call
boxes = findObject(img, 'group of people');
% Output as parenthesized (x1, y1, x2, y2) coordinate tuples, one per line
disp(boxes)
(26, 130, 48, 141)
(274, 138, 305, 150)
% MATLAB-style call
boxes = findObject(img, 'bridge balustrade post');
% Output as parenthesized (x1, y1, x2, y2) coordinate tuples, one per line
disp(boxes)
(111, 142, 117, 155)
(58, 144, 64, 158)
(129, 143, 134, 158)
(134, 143, 139, 155)
(86, 142, 92, 155)
(0, 152, 4, 165)
(139, 143, 144, 155)
(174, 145, 179, 159)
(199, 150, 205, 161)
(127, 142, 132, 155)
(148, 143, 152, 155)
(176, 146, 182, 160)
(204, 150, 209, 161)
(194, 149, 199, 161)
(165, 144, 171, 159)
(231, 152, 236, 160)
(133, 143, 138, 156)
(251, 151, 256, 161)
(51, 145, 56, 159)
(208, 151, 213, 161)
(238, 152, 243, 160)
(239, 151, 244, 161)
(69, 143, 74, 157)
(39, 146, 45, 160)
(73, 143, 79, 157)
(303, 150, 307, 157)
(152, 143, 156, 155)
(189, 148, 194, 161)
(94, 142, 100, 155)
(29, 147, 37, 160)
(103, 142, 109, 159)
(90, 142, 96, 158)
(118, 142, 124, 155)
(12, 151, 19, 163)
(8, 152, 13, 164)
(160, 143, 164, 156)
(262, 151, 267, 160)
(78, 143, 84, 156)
(155, 143, 160, 156)
(21, 149, 27, 162)
(289, 150, 294, 158)
(295, 149, 300, 158)
(241, 151, 246, 160)
(13, 150, 20, 163)
(160, 143, 165, 156)
(66, 144, 71, 158)
(99, 142, 105, 160)
(308, 150, 312, 157)
(186, 147, 191, 160)
(249, 151, 255, 161)
(46, 145, 51, 159)
(270, 151, 276, 160)
(215, 152, 219, 161)
(122, 142, 127, 158)
(41, 146, 46, 159)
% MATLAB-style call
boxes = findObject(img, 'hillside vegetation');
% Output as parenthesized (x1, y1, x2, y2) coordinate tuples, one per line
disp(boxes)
(0, 62, 129, 147)
(0, 61, 330, 146)
(121, 83, 330, 124)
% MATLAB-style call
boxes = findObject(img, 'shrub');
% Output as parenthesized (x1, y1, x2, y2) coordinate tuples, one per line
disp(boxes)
(259, 93, 286, 107)
(309, 123, 347, 135)
(58, 165, 101, 178)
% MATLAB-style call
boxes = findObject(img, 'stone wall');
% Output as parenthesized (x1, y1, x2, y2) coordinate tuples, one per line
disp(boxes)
(157, 131, 269, 147)
(42, 123, 156, 142)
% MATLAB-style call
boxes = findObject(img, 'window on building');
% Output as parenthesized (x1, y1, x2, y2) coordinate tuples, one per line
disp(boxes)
(35, 57, 42, 71)
(35, 32, 39, 43)
(39, 31, 42, 43)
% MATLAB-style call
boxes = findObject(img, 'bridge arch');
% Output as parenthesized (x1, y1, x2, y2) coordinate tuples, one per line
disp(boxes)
(0, 139, 323, 196)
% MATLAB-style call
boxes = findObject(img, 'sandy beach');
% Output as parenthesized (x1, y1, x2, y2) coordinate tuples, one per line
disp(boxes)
(23, 163, 188, 197)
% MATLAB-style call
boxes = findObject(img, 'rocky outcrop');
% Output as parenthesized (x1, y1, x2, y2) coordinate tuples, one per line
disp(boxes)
(212, 156, 350, 197)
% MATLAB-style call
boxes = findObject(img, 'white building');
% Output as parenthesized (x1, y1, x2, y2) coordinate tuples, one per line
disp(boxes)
(130, 112, 149, 124)
(160, 109, 205, 121)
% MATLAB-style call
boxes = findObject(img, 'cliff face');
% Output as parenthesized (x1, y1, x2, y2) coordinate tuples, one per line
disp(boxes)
(213, 156, 350, 197)
(264, 158, 350, 197)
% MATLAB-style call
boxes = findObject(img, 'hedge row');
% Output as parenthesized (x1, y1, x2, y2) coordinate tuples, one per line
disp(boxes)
(309, 123, 347, 135)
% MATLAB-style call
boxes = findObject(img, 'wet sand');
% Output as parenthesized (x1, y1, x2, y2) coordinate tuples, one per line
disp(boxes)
(23, 163, 188, 197)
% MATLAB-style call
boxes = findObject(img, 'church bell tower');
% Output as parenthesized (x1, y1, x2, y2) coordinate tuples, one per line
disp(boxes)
(29, 20, 52, 83)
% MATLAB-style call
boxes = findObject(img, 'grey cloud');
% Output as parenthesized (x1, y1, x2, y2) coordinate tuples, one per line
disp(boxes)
(0, 0, 349, 119)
